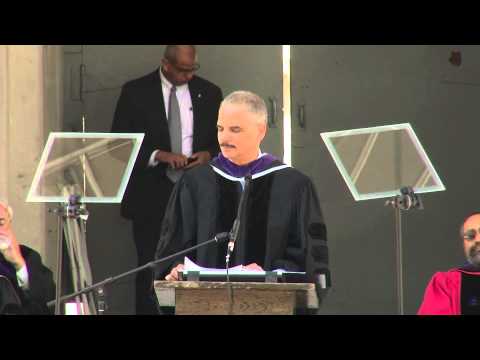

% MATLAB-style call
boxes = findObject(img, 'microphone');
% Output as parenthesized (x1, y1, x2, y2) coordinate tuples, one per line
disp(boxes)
(215, 232, 230, 242)
(227, 219, 240, 255)
(226, 174, 252, 265)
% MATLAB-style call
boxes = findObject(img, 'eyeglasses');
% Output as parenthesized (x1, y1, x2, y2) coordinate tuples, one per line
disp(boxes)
(464, 228, 480, 240)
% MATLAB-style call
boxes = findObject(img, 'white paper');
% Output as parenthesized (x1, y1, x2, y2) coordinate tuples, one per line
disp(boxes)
(182, 257, 305, 276)
(183, 256, 263, 275)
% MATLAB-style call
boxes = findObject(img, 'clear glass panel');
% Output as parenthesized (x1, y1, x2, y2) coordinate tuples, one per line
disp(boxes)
(320, 123, 445, 201)
(26, 133, 144, 203)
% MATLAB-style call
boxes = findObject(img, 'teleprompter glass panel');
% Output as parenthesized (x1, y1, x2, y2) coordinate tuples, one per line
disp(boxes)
(26, 132, 144, 203)
(320, 123, 445, 201)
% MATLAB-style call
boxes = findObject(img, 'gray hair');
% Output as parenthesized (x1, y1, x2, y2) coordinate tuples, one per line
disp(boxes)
(164, 45, 197, 63)
(0, 199, 13, 220)
(221, 91, 268, 125)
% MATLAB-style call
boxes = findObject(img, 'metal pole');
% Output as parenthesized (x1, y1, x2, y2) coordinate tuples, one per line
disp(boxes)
(54, 209, 64, 315)
(394, 207, 404, 315)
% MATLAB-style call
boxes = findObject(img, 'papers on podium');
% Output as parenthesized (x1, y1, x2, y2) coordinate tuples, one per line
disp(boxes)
(179, 257, 306, 282)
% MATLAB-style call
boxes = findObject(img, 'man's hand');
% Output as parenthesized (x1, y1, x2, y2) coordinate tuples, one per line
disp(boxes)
(155, 151, 189, 169)
(0, 230, 26, 271)
(184, 151, 211, 169)
(243, 263, 263, 271)
(165, 263, 184, 281)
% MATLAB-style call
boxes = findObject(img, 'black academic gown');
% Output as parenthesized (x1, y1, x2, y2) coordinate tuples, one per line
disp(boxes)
(154, 162, 330, 285)
(0, 245, 55, 314)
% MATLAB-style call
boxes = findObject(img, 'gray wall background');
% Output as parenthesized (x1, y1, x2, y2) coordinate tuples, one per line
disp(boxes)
(63, 45, 478, 314)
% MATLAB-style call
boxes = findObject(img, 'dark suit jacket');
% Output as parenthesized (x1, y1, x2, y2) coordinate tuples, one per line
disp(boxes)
(111, 70, 223, 220)
(0, 245, 55, 314)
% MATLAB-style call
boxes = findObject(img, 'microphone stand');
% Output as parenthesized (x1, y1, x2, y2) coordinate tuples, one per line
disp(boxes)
(225, 174, 252, 315)
(225, 174, 252, 282)
(47, 232, 229, 313)
(49, 194, 89, 315)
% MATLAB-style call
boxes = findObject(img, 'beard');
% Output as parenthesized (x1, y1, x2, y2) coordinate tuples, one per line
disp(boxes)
(467, 244, 480, 266)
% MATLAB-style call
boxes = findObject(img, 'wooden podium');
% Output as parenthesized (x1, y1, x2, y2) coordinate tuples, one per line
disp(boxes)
(154, 281, 318, 315)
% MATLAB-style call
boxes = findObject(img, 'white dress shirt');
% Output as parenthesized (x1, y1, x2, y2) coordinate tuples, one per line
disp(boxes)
(16, 264, 29, 290)
(149, 69, 194, 167)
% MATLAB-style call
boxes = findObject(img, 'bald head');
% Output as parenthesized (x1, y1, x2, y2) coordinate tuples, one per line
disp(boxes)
(163, 45, 197, 63)
(161, 45, 199, 86)
(461, 213, 480, 266)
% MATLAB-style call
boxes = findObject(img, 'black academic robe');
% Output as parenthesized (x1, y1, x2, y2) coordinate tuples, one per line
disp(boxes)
(154, 162, 330, 284)
(0, 245, 55, 314)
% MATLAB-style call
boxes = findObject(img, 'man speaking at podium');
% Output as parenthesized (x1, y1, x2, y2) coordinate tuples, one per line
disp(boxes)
(154, 91, 330, 295)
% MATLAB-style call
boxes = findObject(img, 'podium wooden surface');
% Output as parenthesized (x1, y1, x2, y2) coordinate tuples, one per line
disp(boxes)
(154, 281, 318, 315)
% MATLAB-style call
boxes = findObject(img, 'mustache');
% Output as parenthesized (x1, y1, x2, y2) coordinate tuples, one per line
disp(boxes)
(220, 143, 236, 148)
(469, 244, 480, 256)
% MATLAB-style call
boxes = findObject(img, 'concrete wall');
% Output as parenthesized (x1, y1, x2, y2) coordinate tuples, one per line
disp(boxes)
(0, 45, 62, 271)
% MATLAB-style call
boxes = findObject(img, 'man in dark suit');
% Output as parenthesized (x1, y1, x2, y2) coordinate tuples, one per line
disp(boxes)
(111, 45, 222, 314)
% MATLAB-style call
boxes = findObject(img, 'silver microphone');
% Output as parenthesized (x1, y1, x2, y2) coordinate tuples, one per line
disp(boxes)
(225, 175, 252, 268)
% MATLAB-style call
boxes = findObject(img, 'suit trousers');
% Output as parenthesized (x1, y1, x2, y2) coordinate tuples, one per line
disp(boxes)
(132, 218, 163, 315)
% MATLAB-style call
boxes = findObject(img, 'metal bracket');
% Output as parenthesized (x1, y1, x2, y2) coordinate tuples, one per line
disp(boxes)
(186, 271, 200, 282)
(268, 97, 278, 128)
(297, 104, 306, 129)
(265, 271, 278, 283)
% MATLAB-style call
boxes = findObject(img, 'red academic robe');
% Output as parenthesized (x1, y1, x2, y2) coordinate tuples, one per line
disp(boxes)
(418, 268, 480, 315)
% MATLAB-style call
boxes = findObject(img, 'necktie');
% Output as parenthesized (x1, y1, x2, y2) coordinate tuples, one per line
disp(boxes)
(166, 86, 183, 183)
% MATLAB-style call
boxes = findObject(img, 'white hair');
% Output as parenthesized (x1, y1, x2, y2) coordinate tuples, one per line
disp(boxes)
(0, 199, 13, 220)
(221, 91, 268, 125)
